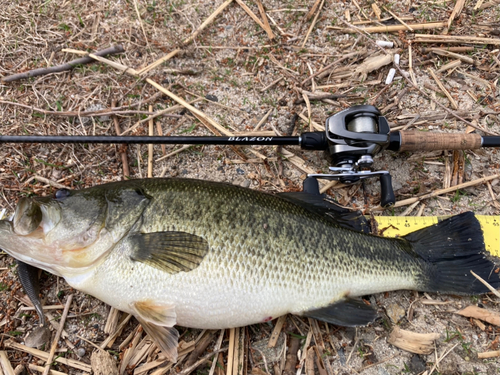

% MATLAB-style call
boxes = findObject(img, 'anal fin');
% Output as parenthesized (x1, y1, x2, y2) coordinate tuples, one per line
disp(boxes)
(302, 298, 377, 327)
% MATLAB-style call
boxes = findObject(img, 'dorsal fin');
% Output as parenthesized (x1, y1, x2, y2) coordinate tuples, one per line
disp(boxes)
(278, 192, 370, 233)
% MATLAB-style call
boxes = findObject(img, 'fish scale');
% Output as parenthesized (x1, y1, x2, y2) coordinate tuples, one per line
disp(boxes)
(70, 179, 420, 326)
(0, 178, 497, 362)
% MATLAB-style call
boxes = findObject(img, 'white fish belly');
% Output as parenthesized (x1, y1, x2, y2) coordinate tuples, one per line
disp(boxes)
(67, 242, 416, 329)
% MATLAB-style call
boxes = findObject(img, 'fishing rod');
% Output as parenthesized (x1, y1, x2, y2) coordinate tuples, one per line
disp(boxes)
(3, 105, 499, 207)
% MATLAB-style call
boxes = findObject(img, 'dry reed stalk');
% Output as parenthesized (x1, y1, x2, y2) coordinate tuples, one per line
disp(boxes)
(297, 113, 324, 132)
(427, 68, 458, 109)
(119, 326, 143, 374)
(301, 49, 367, 85)
(421, 46, 475, 53)
(133, 0, 149, 46)
(470, 270, 500, 298)
(436, 59, 461, 73)
(352, 0, 369, 19)
(414, 34, 500, 45)
(345, 22, 446, 33)
(112, 102, 130, 179)
(148, 105, 154, 178)
(306, 62, 316, 92)
(5, 341, 91, 372)
(486, 181, 500, 209)
(253, 109, 273, 132)
(447, 0, 466, 28)
(0, 351, 15, 375)
(28, 365, 67, 375)
(0, 100, 157, 118)
(226, 328, 235, 375)
(182, 0, 234, 45)
(100, 314, 133, 349)
(305, 0, 322, 20)
(208, 330, 225, 375)
(302, 92, 312, 132)
(235, 0, 269, 37)
(260, 76, 283, 92)
(177, 348, 228, 375)
(61, 48, 88, 55)
(20, 305, 64, 312)
(305, 346, 315, 375)
(458, 70, 493, 89)
(268, 316, 287, 348)
(301, 0, 325, 47)
(295, 329, 313, 375)
(429, 48, 475, 64)
(42, 295, 73, 375)
(231, 328, 240, 375)
(474, 0, 485, 9)
(255, 0, 274, 39)
(26, 175, 67, 189)
(383, 6, 414, 31)
(371, 3, 381, 20)
(138, 50, 181, 75)
(146, 79, 232, 136)
(156, 145, 192, 162)
(121, 99, 201, 136)
(87, 54, 140, 75)
(478, 350, 500, 358)
(156, 122, 167, 156)
(352, 16, 414, 25)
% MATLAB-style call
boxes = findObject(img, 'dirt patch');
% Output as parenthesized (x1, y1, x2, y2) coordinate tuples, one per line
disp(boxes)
(0, 0, 499, 374)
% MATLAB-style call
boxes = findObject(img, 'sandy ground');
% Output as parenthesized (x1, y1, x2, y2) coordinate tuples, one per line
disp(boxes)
(0, 0, 499, 374)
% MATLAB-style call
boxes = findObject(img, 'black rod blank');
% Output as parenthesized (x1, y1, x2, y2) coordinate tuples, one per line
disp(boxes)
(0, 135, 301, 146)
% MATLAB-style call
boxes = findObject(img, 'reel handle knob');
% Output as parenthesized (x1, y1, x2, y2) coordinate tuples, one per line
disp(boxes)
(380, 174, 395, 208)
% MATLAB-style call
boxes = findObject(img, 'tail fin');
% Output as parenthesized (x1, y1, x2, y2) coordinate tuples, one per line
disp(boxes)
(404, 212, 499, 295)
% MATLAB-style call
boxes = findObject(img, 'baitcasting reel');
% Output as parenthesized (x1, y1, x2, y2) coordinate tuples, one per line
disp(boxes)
(306, 105, 395, 207)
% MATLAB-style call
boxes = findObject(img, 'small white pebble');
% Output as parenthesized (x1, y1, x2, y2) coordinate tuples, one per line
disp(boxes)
(76, 348, 86, 357)
(376, 40, 394, 48)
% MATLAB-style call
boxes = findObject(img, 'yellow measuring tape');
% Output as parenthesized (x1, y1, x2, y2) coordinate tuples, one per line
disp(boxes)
(375, 215, 500, 257)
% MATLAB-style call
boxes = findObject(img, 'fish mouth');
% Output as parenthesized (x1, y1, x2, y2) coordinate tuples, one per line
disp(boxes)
(12, 198, 61, 237)
(13, 198, 42, 235)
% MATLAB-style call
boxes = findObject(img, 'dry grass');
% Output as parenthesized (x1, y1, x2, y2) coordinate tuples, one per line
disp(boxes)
(0, 0, 500, 374)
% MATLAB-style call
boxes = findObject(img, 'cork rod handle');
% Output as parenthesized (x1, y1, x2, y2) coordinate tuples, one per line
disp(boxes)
(398, 131, 482, 152)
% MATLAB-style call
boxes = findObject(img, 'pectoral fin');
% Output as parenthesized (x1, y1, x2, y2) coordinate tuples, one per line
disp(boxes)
(130, 231, 209, 274)
(302, 298, 377, 327)
(131, 300, 179, 362)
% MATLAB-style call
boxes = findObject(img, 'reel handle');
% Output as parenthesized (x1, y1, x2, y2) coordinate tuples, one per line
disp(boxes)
(391, 131, 483, 152)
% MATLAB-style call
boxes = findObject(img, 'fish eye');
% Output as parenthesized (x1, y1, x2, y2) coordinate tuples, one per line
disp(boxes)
(54, 188, 71, 199)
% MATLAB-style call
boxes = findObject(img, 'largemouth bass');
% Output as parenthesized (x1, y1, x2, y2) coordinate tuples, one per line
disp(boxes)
(0, 178, 497, 361)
